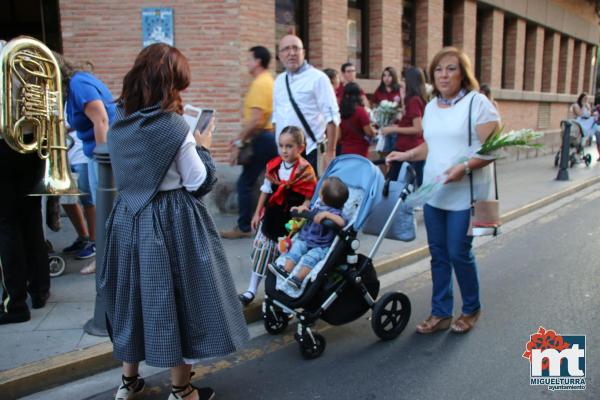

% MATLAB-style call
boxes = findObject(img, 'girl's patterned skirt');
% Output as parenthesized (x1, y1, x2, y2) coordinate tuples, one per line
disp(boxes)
(250, 226, 279, 276)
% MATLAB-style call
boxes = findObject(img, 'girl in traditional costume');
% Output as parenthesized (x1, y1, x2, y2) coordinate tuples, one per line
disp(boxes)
(100, 43, 248, 400)
(238, 126, 317, 305)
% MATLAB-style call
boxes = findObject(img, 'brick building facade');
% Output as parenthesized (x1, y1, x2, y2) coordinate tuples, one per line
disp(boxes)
(2, 0, 598, 160)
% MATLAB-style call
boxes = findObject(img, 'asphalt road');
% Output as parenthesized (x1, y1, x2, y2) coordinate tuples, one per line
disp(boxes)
(84, 190, 599, 400)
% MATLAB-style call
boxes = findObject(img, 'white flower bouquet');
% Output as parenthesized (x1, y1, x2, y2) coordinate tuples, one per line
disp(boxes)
(372, 100, 400, 128)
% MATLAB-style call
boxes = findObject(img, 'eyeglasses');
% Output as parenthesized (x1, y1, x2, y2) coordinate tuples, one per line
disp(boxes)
(345, 69, 356, 73)
(279, 45, 304, 54)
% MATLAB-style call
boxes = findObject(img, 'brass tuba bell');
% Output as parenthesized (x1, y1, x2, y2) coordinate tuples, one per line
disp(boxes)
(0, 36, 79, 196)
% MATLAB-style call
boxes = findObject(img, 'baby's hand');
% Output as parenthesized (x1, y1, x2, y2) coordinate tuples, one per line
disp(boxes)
(313, 211, 329, 224)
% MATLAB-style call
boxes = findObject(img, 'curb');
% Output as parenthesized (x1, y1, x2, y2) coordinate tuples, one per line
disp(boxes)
(3, 175, 600, 399)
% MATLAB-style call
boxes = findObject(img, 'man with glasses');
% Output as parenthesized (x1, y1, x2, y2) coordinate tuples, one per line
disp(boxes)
(336, 62, 369, 108)
(272, 35, 340, 175)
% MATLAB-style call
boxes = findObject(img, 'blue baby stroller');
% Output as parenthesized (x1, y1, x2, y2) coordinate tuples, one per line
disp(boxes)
(262, 155, 414, 359)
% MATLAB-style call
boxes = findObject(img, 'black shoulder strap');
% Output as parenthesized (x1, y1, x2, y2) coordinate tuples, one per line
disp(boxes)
(468, 93, 498, 209)
(285, 73, 318, 143)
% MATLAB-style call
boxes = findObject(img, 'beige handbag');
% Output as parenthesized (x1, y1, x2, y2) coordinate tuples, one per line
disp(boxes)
(467, 95, 500, 237)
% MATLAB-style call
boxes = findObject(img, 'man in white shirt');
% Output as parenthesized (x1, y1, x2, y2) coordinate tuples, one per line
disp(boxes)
(272, 35, 340, 174)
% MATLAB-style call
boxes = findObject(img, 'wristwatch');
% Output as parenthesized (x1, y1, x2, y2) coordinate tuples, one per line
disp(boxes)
(463, 160, 471, 175)
(233, 139, 244, 149)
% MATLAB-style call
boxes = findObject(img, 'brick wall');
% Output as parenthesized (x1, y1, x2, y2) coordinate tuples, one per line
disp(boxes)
(60, 0, 243, 163)
(451, 0, 477, 64)
(524, 25, 544, 92)
(58, 0, 598, 162)
(369, 0, 403, 79)
(502, 17, 526, 90)
(541, 31, 560, 93)
(415, 0, 443, 72)
(308, 0, 347, 70)
(557, 36, 574, 94)
(479, 8, 504, 88)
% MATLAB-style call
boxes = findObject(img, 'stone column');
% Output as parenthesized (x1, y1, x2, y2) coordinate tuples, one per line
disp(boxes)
(583, 44, 595, 94)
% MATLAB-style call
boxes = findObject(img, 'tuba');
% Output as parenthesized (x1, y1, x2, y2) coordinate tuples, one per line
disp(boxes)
(0, 36, 78, 196)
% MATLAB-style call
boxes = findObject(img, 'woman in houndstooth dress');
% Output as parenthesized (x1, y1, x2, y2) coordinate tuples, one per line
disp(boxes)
(99, 44, 248, 400)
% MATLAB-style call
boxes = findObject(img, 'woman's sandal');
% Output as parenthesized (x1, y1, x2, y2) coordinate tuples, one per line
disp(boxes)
(238, 291, 255, 306)
(168, 383, 215, 400)
(415, 316, 452, 334)
(115, 374, 145, 400)
(450, 310, 481, 334)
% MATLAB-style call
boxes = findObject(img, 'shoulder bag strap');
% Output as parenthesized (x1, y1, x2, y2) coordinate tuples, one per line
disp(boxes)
(468, 94, 499, 206)
(285, 73, 318, 144)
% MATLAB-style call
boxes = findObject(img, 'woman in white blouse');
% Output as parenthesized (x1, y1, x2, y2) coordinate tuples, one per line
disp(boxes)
(387, 47, 499, 335)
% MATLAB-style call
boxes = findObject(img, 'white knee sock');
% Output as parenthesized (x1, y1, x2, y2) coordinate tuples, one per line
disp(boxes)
(245, 272, 263, 297)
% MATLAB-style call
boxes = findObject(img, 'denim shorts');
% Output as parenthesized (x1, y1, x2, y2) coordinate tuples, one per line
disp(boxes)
(284, 239, 329, 270)
(72, 162, 94, 206)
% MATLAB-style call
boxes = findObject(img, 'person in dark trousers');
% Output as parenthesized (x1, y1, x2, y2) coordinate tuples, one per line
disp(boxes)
(0, 40, 50, 326)
(221, 46, 278, 239)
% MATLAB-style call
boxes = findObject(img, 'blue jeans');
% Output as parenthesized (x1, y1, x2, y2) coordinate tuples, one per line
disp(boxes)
(71, 163, 94, 206)
(87, 158, 98, 204)
(284, 239, 329, 270)
(237, 131, 277, 232)
(424, 204, 481, 317)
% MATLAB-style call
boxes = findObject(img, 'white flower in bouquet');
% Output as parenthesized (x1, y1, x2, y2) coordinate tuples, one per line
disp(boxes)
(373, 100, 400, 128)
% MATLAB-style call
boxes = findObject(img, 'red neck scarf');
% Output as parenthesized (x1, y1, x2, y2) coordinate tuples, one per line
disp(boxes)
(265, 156, 317, 207)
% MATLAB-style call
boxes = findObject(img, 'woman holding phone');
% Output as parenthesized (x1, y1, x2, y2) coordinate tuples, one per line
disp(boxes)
(100, 43, 248, 400)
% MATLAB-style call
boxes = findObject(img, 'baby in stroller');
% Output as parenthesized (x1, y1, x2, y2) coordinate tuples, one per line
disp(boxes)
(270, 177, 348, 289)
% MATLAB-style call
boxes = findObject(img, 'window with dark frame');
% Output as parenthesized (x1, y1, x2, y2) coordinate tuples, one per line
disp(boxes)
(275, 0, 308, 72)
(402, 0, 416, 68)
(443, 0, 454, 47)
(0, 0, 62, 52)
(475, 6, 484, 82)
(347, 0, 369, 77)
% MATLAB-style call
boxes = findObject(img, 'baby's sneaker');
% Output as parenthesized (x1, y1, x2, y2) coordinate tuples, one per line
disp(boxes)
(287, 276, 303, 290)
(115, 375, 145, 400)
(268, 262, 289, 278)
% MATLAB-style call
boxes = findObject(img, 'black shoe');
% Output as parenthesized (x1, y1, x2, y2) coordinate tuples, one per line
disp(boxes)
(287, 276, 303, 290)
(238, 291, 255, 306)
(197, 387, 215, 400)
(31, 292, 50, 309)
(0, 310, 31, 325)
(268, 263, 289, 278)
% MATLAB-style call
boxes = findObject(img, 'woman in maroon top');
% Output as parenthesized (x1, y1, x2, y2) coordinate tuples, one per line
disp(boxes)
(339, 82, 376, 157)
(372, 66, 404, 106)
(381, 67, 427, 185)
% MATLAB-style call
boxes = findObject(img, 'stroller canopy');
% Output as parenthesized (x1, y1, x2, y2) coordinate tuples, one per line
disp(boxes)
(312, 154, 384, 230)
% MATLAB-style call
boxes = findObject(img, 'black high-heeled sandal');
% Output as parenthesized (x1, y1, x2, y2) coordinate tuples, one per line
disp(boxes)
(115, 374, 145, 400)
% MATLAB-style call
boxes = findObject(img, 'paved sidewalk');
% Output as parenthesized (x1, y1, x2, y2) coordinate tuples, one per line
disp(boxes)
(1, 149, 598, 372)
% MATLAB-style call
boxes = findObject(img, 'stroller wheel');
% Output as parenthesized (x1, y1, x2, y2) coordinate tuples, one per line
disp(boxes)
(297, 332, 326, 360)
(585, 154, 592, 166)
(49, 255, 66, 278)
(263, 303, 289, 335)
(554, 151, 560, 167)
(371, 292, 411, 341)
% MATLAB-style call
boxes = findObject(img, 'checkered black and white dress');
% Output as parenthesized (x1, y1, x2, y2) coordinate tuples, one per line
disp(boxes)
(99, 104, 249, 368)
